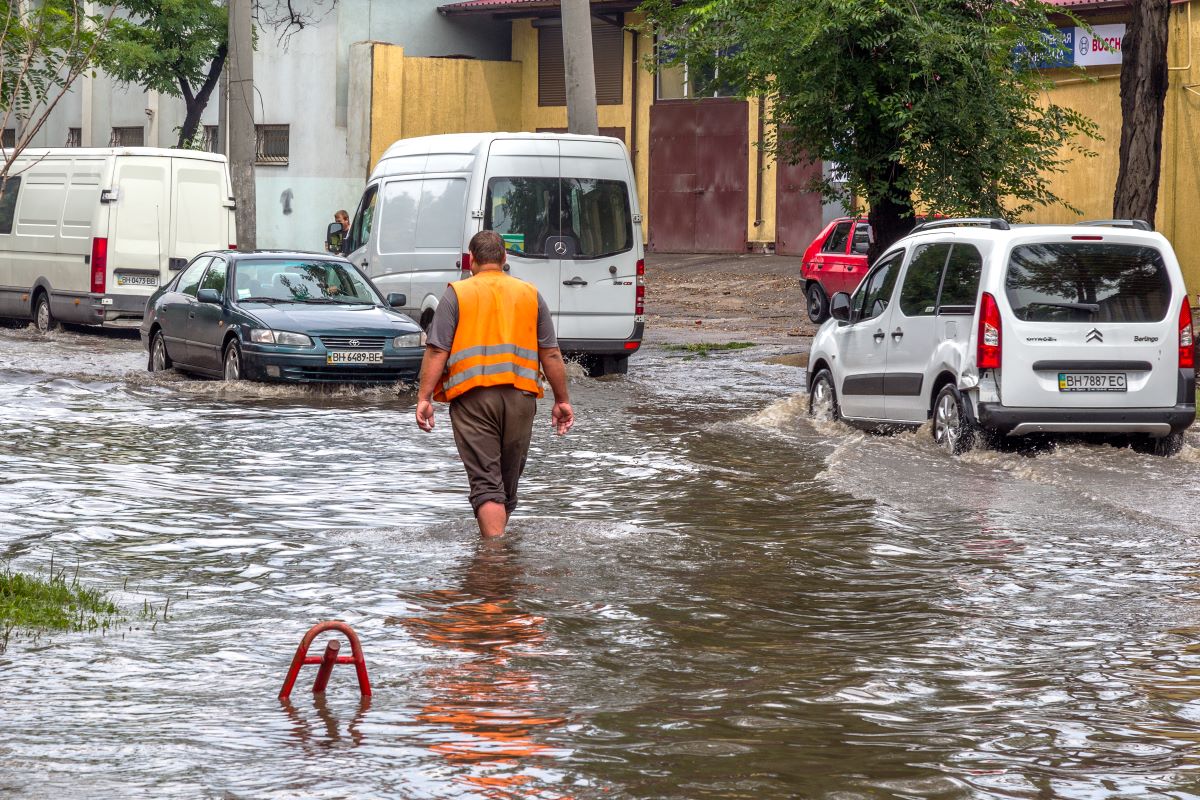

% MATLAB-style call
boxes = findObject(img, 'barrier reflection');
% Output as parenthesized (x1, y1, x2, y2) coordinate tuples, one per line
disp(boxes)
(279, 694, 372, 753)
(404, 537, 570, 797)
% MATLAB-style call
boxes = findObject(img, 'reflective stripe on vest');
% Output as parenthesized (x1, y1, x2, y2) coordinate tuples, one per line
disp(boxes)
(434, 270, 544, 402)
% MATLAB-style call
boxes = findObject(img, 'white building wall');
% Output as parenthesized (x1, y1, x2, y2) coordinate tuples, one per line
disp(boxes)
(29, 0, 507, 251)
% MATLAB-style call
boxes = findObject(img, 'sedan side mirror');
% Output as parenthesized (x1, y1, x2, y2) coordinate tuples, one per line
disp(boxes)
(387, 292, 407, 308)
(197, 288, 222, 304)
(829, 291, 853, 323)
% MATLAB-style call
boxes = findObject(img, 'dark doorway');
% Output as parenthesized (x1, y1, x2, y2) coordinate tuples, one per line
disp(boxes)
(648, 100, 749, 253)
(774, 158, 824, 256)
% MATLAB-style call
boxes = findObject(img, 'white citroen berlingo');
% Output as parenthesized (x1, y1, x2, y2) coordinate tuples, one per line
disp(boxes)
(807, 218, 1196, 456)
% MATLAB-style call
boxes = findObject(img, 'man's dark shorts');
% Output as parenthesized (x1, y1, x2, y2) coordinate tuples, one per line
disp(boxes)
(449, 385, 538, 515)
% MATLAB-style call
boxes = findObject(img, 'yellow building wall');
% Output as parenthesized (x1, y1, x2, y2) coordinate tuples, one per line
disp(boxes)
(1032, 2, 1200, 292)
(368, 45, 524, 171)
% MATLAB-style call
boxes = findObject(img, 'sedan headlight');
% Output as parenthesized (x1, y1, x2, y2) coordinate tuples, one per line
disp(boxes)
(393, 332, 426, 348)
(249, 328, 313, 347)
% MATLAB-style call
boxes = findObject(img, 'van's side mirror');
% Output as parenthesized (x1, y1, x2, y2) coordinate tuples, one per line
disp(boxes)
(829, 292, 853, 323)
(326, 221, 344, 252)
(197, 288, 222, 304)
(387, 292, 406, 308)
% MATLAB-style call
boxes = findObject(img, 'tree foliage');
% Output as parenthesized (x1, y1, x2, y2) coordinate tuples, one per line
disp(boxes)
(102, 0, 336, 148)
(640, 0, 1100, 257)
(0, 0, 114, 173)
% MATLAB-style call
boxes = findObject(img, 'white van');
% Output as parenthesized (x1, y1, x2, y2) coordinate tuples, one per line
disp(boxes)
(340, 132, 644, 376)
(0, 148, 236, 330)
(807, 218, 1195, 456)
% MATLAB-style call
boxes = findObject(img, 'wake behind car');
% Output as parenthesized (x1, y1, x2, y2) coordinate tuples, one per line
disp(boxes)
(807, 218, 1195, 456)
(140, 251, 425, 383)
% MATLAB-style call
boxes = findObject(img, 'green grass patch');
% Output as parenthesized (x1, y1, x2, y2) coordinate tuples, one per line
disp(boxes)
(1, 560, 124, 650)
(663, 341, 756, 357)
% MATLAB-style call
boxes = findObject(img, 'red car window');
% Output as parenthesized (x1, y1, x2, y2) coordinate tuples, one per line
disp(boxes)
(822, 221, 853, 254)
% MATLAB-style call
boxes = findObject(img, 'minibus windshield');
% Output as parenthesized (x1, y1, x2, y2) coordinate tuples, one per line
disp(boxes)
(485, 177, 633, 259)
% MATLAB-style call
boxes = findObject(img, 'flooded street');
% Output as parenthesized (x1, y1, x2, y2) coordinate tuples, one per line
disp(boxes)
(3, 324, 1200, 799)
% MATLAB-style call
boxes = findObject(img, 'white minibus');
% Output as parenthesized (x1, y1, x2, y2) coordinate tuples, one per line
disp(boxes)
(0, 148, 235, 330)
(336, 132, 644, 376)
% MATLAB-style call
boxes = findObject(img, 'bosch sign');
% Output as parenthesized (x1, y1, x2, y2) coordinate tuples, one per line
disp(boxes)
(1074, 24, 1125, 67)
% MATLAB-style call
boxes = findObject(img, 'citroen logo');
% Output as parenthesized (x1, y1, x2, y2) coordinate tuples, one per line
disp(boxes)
(554, 241, 568, 256)
(349, 339, 360, 347)
(1086, 328, 1103, 343)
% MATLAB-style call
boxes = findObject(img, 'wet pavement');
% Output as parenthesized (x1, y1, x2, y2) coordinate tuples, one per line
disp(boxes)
(2, 324, 1200, 798)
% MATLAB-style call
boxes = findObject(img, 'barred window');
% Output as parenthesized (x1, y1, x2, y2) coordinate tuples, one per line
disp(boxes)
(2, 129, 14, 149)
(110, 126, 145, 147)
(255, 124, 289, 165)
(66, 128, 81, 147)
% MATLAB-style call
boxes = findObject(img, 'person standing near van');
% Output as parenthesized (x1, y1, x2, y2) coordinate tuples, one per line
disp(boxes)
(415, 230, 574, 538)
(328, 209, 350, 254)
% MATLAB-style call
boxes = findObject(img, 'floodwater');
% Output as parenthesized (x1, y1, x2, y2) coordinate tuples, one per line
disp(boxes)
(2, 324, 1200, 799)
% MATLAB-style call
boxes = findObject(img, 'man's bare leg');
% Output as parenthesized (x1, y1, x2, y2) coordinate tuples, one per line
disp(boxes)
(476, 501, 508, 537)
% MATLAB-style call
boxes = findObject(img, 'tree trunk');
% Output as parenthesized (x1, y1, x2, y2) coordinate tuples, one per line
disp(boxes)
(176, 43, 229, 147)
(865, 160, 914, 263)
(1113, 0, 1170, 228)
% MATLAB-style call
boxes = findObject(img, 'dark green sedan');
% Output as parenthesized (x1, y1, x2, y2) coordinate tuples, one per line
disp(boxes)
(140, 251, 425, 383)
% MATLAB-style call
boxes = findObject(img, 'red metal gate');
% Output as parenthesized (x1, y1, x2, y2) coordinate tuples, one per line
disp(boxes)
(648, 100, 749, 253)
(774, 158, 824, 256)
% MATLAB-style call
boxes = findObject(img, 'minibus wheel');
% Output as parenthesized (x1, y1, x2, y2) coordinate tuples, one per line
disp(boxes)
(33, 292, 58, 333)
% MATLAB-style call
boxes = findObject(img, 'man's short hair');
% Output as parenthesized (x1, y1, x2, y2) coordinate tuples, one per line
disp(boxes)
(335, 209, 349, 220)
(470, 230, 507, 266)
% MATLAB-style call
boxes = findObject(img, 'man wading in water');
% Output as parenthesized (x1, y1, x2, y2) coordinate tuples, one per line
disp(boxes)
(415, 230, 574, 537)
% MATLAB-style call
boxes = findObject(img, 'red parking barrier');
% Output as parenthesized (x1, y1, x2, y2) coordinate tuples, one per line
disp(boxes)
(279, 621, 371, 699)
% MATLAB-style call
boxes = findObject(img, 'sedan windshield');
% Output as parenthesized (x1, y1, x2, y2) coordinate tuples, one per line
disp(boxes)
(233, 259, 381, 305)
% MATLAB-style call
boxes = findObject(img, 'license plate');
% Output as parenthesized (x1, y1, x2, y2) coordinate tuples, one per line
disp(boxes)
(115, 273, 158, 287)
(1058, 372, 1127, 392)
(327, 350, 383, 365)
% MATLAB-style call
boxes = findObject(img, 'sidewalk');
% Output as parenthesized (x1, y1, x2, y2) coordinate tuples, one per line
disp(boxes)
(643, 252, 818, 346)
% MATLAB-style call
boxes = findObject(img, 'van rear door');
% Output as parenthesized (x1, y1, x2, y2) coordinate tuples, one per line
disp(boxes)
(170, 157, 230, 272)
(1000, 237, 1180, 409)
(110, 156, 171, 298)
(556, 139, 639, 341)
(481, 138, 560, 316)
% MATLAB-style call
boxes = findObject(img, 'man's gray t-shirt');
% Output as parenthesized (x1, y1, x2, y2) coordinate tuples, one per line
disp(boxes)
(427, 284, 557, 352)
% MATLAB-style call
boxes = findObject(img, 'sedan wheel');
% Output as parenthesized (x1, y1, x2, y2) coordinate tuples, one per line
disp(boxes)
(149, 330, 172, 372)
(933, 384, 976, 455)
(806, 284, 829, 324)
(223, 340, 242, 381)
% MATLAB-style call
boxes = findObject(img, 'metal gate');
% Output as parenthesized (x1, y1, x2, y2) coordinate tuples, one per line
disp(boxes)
(774, 158, 824, 256)
(648, 100, 749, 253)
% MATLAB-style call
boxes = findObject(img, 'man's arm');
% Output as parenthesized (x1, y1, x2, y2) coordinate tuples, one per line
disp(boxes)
(539, 347, 574, 435)
(415, 346, 450, 432)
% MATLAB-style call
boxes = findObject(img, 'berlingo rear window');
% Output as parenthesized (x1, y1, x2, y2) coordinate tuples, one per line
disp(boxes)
(1005, 243, 1171, 323)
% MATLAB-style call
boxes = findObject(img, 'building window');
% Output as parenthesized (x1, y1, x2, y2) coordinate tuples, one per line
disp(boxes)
(655, 43, 738, 100)
(66, 128, 82, 147)
(538, 21, 624, 107)
(110, 126, 145, 146)
(203, 125, 219, 153)
(1, 129, 14, 149)
(255, 124, 289, 165)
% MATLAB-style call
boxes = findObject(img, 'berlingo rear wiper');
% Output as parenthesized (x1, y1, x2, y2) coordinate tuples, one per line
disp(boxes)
(1028, 301, 1100, 314)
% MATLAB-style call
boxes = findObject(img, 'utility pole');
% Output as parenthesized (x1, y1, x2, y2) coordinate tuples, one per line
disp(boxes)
(560, 0, 598, 135)
(228, 0, 256, 249)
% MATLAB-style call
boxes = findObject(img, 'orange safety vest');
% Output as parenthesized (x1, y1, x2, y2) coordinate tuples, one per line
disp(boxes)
(434, 270, 544, 402)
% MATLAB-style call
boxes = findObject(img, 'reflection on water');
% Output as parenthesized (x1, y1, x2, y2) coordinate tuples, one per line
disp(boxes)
(4, 326, 1200, 798)
(401, 539, 570, 797)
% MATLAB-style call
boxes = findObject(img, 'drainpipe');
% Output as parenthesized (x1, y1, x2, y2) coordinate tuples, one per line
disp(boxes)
(754, 99, 765, 228)
(630, 26, 638, 161)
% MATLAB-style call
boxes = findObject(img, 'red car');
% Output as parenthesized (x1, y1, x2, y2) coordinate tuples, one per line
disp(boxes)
(800, 216, 872, 323)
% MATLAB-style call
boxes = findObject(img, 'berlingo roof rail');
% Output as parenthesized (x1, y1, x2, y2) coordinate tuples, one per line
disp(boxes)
(1077, 219, 1153, 231)
(909, 217, 1010, 234)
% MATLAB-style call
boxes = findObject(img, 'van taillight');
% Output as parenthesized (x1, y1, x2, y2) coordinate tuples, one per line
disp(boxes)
(90, 237, 107, 293)
(977, 291, 1002, 370)
(1180, 297, 1195, 369)
(635, 258, 645, 315)
(460, 252, 472, 279)
(228, 244, 237, 250)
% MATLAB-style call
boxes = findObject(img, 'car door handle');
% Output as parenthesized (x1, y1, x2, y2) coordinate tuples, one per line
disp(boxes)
(891, 327, 904, 340)
(563, 277, 588, 287)
(873, 328, 885, 342)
